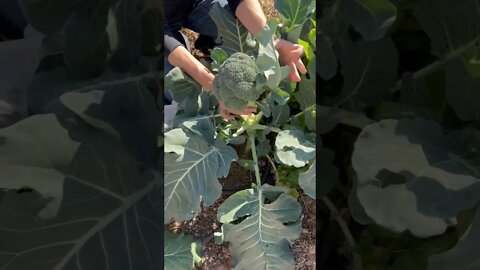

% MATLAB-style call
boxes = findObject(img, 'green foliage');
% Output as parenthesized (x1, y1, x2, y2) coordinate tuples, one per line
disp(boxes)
(275, 0, 315, 42)
(319, 0, 480, 269)
(298, 161, 316, 198)
(164, 121, 237, 223)
(209, 4, 256, 56)
(0, 1, 162, 269)
(352, 118, 480, 237)
(164, 231, 203, 269)
(427, 209, 480, 270)
(274, 129, 315, 167)
(413, 0, 480, 122)
(316, 148, 338, 197)
(347, 0, 397, 41)
(18, 0, 155, 78)
(217, 185, 302, 269)
(0, 92, 162, 269)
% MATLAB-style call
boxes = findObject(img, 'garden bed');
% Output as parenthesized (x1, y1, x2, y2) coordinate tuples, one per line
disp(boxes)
(176, 162, 317, 270)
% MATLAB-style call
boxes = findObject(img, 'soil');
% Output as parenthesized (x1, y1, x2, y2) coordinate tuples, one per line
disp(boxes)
(173, 1, 316, 269)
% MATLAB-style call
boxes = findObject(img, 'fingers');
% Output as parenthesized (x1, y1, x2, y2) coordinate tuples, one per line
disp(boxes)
(279, 44, 306, 82)
(291, 45, 307, 75)
(219, 101, 257, 120)
(243, 107, 258, 114)
(294, 44, 304, 55)
(289, 62, 301, 82)
(295, 58, 307, 75)
(228, 106, 257, 115)
(219, 101, 235, 120)
(220, 109, 235, 120)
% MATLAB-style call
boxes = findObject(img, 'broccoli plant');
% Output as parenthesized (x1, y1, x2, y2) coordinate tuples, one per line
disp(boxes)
(164, 0, 316, 269)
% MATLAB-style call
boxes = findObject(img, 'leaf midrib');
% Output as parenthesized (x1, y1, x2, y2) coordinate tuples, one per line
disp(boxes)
(164, 147, 217, 215)
(53, 175, 160, 270)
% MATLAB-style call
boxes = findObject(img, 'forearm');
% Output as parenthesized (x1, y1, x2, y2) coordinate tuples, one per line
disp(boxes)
(234, 0, 267, 37)
(235, 0, 285, 50)
(167, 46, 214, 91)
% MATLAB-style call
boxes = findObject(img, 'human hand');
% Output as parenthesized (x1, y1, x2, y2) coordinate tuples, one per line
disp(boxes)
(168, 46, 216, 90)
(219, 101, 257, 120)
(197, 68, 215, 91)
(275, 39, 308, 82)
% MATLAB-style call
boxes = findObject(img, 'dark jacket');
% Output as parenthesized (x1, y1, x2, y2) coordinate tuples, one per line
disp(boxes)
(164, 0, 242, 56)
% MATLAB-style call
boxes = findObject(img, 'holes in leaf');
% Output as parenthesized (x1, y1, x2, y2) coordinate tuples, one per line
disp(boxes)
(374, 169, 407, 188)
(231, 215, 250, 224)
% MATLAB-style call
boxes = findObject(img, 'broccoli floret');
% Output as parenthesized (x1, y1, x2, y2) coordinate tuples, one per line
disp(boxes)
(213, 52, 263, 111)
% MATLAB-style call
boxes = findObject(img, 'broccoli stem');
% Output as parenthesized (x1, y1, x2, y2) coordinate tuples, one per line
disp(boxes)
(244, 142, 252, 156)
(247, 100, 257, 108)
(247, 130, 262, 187)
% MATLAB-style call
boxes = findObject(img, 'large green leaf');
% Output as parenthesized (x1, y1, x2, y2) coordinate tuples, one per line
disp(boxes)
(25, 67, 161, 166)
(275, 129, 316, 168)
(164, 126, 237, 223)
(217, 185, 302, 269)
(164, 231, 202, 270)
(256, 21, 290, 91)
(317, 32, 338, 80)
(352, 118, 480, 237)
(298, 161, 316, 198)
(275, 0, 315, 30)
(346, 0, 397, 40)
(413, 0, 480, 122)
(317, 148, 338, 197)
(0, 115, 77, 219)
(294, 55, 316, 131)
(209, 3, 256, 56)
(19, 0, 152, 77)
(348, 178, 373, 225)
(164, 68, 210, 120)
(427, 208, 480, 270)
(63, 2, 110, 77)
(44, 88, 160, 166)
(0, 113, 162, 269)
(107, 0, 143, 72)
(271, 104, 290, 127)
(27, 67, 157, 113)
(164, 67, 202, 104)
(329, 36, 398, 109)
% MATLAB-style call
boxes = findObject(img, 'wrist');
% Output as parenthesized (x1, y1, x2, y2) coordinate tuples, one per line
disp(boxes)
(168, 46, 214, 90)
(196, 67, 214, 91)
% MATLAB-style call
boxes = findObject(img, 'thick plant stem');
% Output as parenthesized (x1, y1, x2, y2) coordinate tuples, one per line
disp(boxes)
(322, 196, 363, 270)
(389, 36, 480, 94)
(248, 130, 262, 187)
(243, 131, 252, 156)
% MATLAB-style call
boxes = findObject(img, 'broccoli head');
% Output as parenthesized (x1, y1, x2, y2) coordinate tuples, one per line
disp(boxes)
(213, 52, 263, 111)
